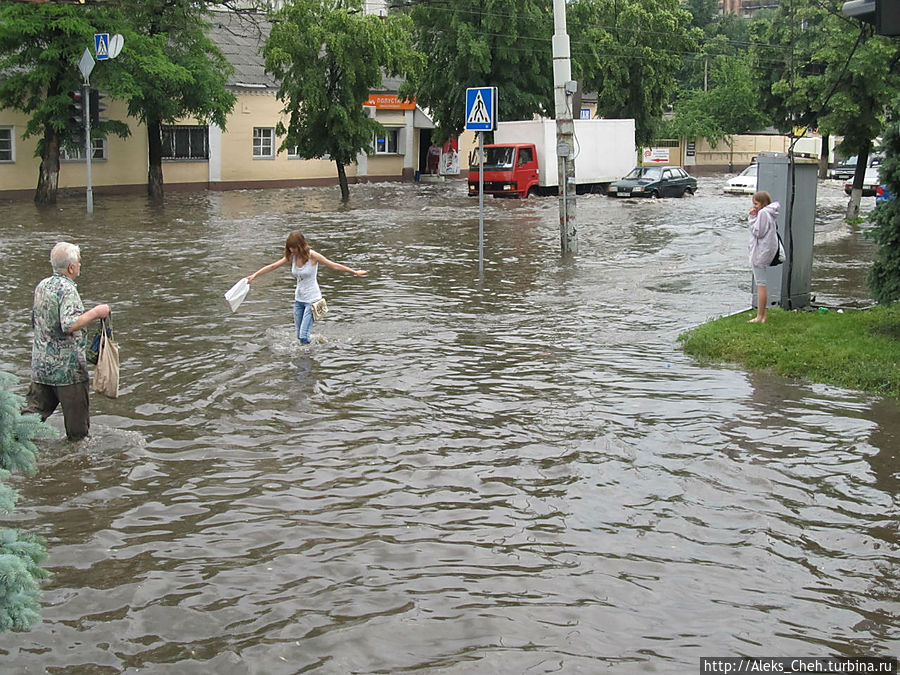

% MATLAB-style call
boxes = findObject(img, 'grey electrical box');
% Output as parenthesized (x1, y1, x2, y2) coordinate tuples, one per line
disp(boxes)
(754, 153, 818, 310)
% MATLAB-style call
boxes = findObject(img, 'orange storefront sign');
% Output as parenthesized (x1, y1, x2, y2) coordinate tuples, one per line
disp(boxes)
(365, 94, 416, 110)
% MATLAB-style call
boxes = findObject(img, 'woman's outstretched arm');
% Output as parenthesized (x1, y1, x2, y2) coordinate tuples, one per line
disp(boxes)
(246, 256, 289, 283)
(310, 250, 367, 277)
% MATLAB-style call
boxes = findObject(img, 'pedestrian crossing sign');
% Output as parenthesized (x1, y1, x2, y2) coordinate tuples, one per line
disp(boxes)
(465, 87, 497, 131)
(95, 33, 110, 60)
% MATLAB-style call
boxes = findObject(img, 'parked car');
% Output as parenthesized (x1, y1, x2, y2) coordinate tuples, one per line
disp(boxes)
(831, 153, 882, 181)
(607, 165, 697, 198)
(844, 166, 880, 197)
(724, 163, 758, 194)
(830, 155, 858, 180)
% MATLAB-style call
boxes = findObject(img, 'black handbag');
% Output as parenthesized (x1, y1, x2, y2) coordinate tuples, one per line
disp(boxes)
(770, 232, 785, 266)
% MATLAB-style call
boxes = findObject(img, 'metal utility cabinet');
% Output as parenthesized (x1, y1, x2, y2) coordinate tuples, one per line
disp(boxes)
(753, 153, 818, 310)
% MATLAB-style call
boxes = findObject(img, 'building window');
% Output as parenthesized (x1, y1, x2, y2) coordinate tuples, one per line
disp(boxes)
(162, 125, 209, 159)
(0, 127, 13, 162)
(253, 127, 275, 158)
(287, 145, 300, 158)
(374, 128, 399, 154)
(61, 138, 107, 161)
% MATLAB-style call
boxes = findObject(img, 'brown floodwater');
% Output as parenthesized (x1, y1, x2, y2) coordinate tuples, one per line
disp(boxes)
(0, 177, 896, 672)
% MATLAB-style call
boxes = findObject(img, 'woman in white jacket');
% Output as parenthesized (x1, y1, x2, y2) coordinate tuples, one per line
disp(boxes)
(748, 191, 780, 323)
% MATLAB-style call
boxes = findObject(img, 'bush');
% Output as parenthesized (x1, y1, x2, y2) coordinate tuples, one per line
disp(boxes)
(869, 112, 900, 305)
(0, 372, 54, 632)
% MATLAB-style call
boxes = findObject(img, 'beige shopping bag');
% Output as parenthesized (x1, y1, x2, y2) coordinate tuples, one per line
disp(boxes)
(93, 317, 119, 399)
(311, 298, 328, 321)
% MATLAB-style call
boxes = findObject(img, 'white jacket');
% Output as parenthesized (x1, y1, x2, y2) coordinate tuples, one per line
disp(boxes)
(748, 201, 780, 267)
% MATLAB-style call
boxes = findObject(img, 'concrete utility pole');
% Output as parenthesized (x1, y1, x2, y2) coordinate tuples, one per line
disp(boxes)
(552, 0, 577, 255)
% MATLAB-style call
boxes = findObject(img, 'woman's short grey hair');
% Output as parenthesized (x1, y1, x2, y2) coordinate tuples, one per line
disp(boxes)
(50, 242, 81, 273)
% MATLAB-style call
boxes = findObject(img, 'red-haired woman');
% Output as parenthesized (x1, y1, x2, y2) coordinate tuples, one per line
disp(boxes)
(246, 232, 367, 343)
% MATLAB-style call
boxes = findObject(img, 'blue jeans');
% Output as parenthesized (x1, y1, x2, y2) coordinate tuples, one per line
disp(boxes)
(293, 301, 314, 343)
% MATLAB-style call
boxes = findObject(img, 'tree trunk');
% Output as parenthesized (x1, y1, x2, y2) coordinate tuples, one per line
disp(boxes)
(845, 147, 870, 221)
(147, 118, 165, 201)
(34, 125, 61, 206)
(336, 160, 350, 202)
(818, 133, 830, 179)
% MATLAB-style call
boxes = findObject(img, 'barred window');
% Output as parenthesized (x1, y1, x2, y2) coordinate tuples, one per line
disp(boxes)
(162, 125, 209, 159)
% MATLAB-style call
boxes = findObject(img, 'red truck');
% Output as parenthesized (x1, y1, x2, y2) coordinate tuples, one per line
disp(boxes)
(467, 143, 540, 198)
(467, 119, 636, 198)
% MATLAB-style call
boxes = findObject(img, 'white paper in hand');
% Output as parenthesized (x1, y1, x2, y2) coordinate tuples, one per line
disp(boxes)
(225, 278, 250, 312)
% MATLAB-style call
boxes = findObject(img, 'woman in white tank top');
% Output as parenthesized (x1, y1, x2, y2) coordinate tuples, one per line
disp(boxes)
(245, 231, 367, 343)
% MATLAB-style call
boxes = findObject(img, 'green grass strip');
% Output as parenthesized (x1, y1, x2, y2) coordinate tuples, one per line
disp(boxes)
(678, 305, 900, 399)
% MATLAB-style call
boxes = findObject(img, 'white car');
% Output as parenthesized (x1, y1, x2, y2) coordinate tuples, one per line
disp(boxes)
(844, 166, 881, 197)
(724, 163, 758, 194)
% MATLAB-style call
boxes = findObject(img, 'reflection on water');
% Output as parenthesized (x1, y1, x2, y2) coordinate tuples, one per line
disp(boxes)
(0, 179, 896, 671)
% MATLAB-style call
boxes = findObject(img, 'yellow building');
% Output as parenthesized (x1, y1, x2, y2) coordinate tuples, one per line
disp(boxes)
(0, 10, 435, 201)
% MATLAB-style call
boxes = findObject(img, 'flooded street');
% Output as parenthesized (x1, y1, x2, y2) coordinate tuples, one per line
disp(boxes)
(0, 177, 897, 672)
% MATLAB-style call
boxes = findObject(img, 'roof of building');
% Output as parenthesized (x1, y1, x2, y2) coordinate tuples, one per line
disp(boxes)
(206, 9, 406, 95)
(207, 10, 278, 90)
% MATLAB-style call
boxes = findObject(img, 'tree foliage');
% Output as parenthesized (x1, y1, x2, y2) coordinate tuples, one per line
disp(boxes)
(0, 372, 54, 633)
(0, 2, 128, 204)
(101, 0, 236, 200)
(0, 0, 234, 203)
(568, 0, 699, 145)
(750, 1, 900, 216)
(400, 0, 553, 142)
(678, 6, 753, 92)
(665, 58, 768, 148)
(868, 112, 900, 305)
(265, 0, 422, 201)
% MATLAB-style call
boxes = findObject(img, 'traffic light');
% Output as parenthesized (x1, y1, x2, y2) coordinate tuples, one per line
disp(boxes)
(71, 90, 85, 126)
(877, 0, 900, 36)
(89, 88, 106, 126)
(842, 0, 900, 36)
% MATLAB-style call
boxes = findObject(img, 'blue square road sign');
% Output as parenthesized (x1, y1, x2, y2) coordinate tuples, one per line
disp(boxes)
(465, 87, 497, 132)
(95, 33, 110, 61)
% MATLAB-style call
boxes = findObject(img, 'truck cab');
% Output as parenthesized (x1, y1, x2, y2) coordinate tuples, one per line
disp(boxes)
(468, 143, 539, 198)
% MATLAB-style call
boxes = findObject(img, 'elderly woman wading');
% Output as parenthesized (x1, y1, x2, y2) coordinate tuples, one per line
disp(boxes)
(245, 232, 367, 344)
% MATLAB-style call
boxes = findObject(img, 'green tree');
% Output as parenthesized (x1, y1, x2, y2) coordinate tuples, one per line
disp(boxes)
(102, 0, 236, 200)
(678, 9, 753, 92)
(0, 372, 54, 633)
(868, 111, 900, 305)
(400, 0, 553, 142)
(0, 2, 129, 205)
(750, 1, 900, 219)
(568, 0, 698, 145)
(264, 0, 422, 201)
(664, 58, 769, 168)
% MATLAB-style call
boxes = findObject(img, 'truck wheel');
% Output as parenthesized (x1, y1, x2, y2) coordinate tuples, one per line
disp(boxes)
(525, 186, 536, 198)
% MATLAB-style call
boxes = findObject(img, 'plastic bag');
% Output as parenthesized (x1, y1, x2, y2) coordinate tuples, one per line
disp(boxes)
(93, 317, 119, 399)
(225, 278, 250, 312)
